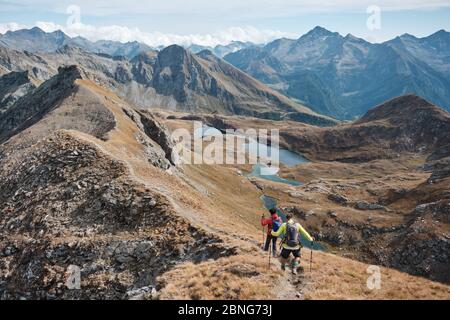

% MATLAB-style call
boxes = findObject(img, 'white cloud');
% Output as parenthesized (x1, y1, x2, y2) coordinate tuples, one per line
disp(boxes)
(0, 22, 27, 34)
(1, 21, 294, 47)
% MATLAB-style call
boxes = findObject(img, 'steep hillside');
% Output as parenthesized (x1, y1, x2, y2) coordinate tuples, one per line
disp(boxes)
(150, 46, 334, 125)
(0, 71, 36, 113)
(0, 43, 54, 81)
(0, 66, 236, 299)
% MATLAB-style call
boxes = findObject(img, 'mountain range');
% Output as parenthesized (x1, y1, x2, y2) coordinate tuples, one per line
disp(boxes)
(2, 26, 449, 121)
(0, 27, 256, 60)
(0, 37, 335, 126)
(188, 41, 256, 58)
(0, 27, 154, 59)
(224, 26, 450, 119)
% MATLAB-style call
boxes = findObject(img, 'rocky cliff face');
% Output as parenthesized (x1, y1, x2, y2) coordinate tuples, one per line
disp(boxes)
(0, 71, 36, 113)
(0, 66, 86, 144)
(0, 44, 54, 81)
(425, 144, 450, 183)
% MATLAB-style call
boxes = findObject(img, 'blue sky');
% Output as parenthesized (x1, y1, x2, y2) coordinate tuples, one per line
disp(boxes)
(0, 0, 449, 46)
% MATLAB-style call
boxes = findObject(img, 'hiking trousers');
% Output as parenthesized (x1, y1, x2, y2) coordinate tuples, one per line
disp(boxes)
(264, 235, 278, 256)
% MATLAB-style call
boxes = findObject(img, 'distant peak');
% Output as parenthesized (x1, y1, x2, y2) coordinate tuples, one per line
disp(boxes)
(160, 44, 187, 54)
(429, 29, 449, 38)
(51, 29, 68, 36)
(344, 33, 366, 42)
(306, 26, 334, 37)
(357, 94, 439, 124)
(29, 26, 45, 34)
(196, 49, 216, 59)
(158, 44, 192, 65)
(400, 33, 417, 40)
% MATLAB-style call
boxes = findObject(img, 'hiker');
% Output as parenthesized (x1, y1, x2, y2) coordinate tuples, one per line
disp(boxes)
(271, 213, 314, 275)
(261, 208, 283, 257)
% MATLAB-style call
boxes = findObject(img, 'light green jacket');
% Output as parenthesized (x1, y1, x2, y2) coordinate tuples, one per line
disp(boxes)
(271, 219, 313, 250)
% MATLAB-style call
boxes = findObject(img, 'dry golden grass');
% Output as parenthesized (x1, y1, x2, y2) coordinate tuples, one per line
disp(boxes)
(303, 251, 450, 300)
(157, 254, 282, 300)
(157, 250, 450, 300)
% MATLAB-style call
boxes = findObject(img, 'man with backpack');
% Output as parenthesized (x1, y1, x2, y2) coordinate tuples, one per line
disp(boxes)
(271, 213, 314, 275)
(261, 208, 283, 257)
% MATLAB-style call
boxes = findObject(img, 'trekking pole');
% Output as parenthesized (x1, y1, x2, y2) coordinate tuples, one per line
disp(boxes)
(261, 214, 265, 249)
(309, 241, 314, 273)
(269, 239, 272, 268)
(269, 239, 273, 269)
(262, 226, 265, 249)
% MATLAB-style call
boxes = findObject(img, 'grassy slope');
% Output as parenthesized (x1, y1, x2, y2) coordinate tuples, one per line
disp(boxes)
(157, 250, 450, 300)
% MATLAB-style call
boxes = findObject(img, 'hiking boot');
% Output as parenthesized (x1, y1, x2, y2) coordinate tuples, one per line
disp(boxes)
(291, 261, 300, 275)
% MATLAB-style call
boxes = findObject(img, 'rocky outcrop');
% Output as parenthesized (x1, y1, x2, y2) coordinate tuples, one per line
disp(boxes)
(122, 108, 174, 169)
(0, 71, 36, 113)
(388, 201, 450, 283)
(328, 193, 349, 205)
(355, 201, 387, 211)
(315, 200, 449, 283)
(429, 165, 450, 183)
(425, 144, 450, 183)
(0, 43, 54, 81)
(0, 131, 234, 299)
(0, 65, 116, 148)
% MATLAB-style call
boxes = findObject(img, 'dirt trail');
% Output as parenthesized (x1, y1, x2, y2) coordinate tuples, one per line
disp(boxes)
(273, 264, 311, 300)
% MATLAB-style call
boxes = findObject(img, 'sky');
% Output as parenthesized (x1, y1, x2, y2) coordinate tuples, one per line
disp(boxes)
(0, 0, 449, 46)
